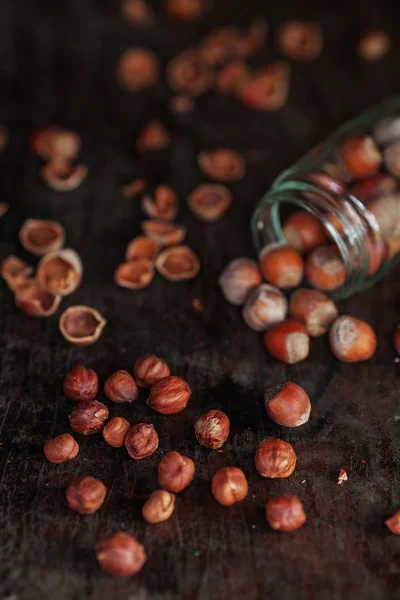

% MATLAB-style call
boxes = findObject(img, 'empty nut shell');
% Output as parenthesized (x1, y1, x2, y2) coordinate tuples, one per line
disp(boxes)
(63, 365, 99, 401)
(305, 246, 346, 291)
(142, 490, 175, 523)
(187, 184, 232, 222)
(44, 433, 79, 463)
(120, 177, 147, 198)
(102, 417, 131, 447)
(219, 258, 262, 306)
(329, 315, 377, 362)
(137, 122, 170, 153)
(265, 495, 306, 532)
(69, 400, 109, 435)
(15, 283, 62, 317)
(215, 60, 248, 94)
(242, 283, 288, 332)
(255, 438, 297, 478)
(95, 532, 146, 577)
(117, 48, 159, 91)
(142, 220, 186, 246)
(37, 249, 83, 296)
(104, 370, 138, 403)
(198, 149, 245, 182)
(265, 382, 311, 427)
(19, 219, 65, 256)
(194, 409, 230, 449)
(259, 242, 304, 289)
(126, 236, 159, 262)
(134, 354, 170, 388)
(40, 159, 87, 191)
(124, 423, 159, 459)
(59, 305, 106, 346)
(114, 259, 154, 289)
(368, 194, 400, 239)
(147, 376, 191, 415)
(1, 255, 34, 291)
(141, 185, 178, 220)
(167, 49, 212, 96)
(211, 467, 248, 506)
(66, 476, 107, 514)
(155, 246, 200, 281)
(158, 451, 195, 492)
(237, 61, 290, 111)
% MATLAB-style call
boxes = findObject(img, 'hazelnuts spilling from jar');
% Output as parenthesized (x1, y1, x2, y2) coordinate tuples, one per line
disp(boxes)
(158, 451, 195, 493)
(187, 184, 232, 223)
(44, 433, 79, 463)
(166, 49, 212, 97)
(194, 409, 230, 449)
(259, 243, 304, 289)
(142, 490, 176, 524)
(289, 288, 338, 337)
(265, 496, 306, 532)
(102, 417, 131, 448)
(329, 315, 377, 362)
(95, 532, 146, 576)
(264, 320, 310, 364)
(340, 135, 382, 179)
(265, 382, 311, 427)
(134, 355, 170, 387)
(104, 370, 138, 403)
(254, 438, 297, 478)
(147, 376, 191, 414)
(305, 246, 346, 291)
(117, 48, 159, 91)
(125, 236, 159, 262)
(124, 423, 159, 459)
(63, 365, 98, 401)
(66, 476, 107, 514)
(69, 400, 109, 435)
(219, 258, 262, 306)
(211, 467, 248, 506)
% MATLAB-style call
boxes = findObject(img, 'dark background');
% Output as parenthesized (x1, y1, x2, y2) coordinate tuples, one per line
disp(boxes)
(1, 1, 400, 599)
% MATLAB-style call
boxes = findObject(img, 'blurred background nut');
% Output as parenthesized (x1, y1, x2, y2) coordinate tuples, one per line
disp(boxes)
(66, 476, 107, 514)
(134, 354, 170, 387)
(158, 451, 195, 492)
(277, 20, 323, 61)
(43, 433, 79, 463)
(69, 400, 109, 435)
(147, 376, 191, 414)
(19, 219, 65, 256)
(124, 423, 159, 459)
(211, 467, 248, 506)
(104, 370, 138, 403)
(219, 258, 262, 306)
(265, 496, 306, 532)
(283, 210, 327, 253)
(187, 184, 232, 222)
(194, 409, 230, 449)
(141, 220, 186, 246)
(102, 417, 131, 448)
(242, 283, 288, 332)
(265, 382, 311, 427)
(95, 532, 146, 577)
(137, 122, 170, 154)
(386, 510, 400, 535)
(142, 490, 175, 523)
(141, 185, 177, 220)
(63, 365, 98, 401)
(254, 438, 297, 478)
(167, 49, 212, 96)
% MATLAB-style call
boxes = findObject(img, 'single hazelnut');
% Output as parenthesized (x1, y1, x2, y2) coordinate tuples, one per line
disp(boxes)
(340, 135, 381, 179)
(329, 315, 377, 362)
(63, 365, 98, 401)
(373, 117, 400, 146)
(120, 177, 147, 198)
(124, 423, 159, 459)
(265, 496, 306, 531)
(350, 173, 397, 204)
(165, 0, 206, 23)
(31, 126, 81, 161)
(167, 49, 212, 97)
(142, 490, 176, 524)
(102, 417, 131, 448)
(44, 433, 79, 463)
(259, 243, 304, 289)
(59, 305, 107, 346)
(368, 194, 400, 238)
(134, 354, 170, 388)
(15, 283, 62, 317)
(155, 246, 200, 281)
(357, 30, 391, 63)
(265, 382, 311, 427)
(1, 255, 34, 292)
(264, 320, 310, 364)
(200, 26, 246, 66)
(37, 249, 83, 296)
(277, 20, 323, 61)
(215, 60, 248, 95)
(242, 283, 288, 332)
(141, 219, 186, 246)
(365, 235, 387, 276)
(104, 370, 138, 403)
(126, 236, 159, 262)
(305, 245, 346, 291)
(122, 0, 154, 27)
(255, 438, 297, 478)
(95, 532, 146, 576)
(114, 259, 154, 290)
(158, 451, 195, 492)
(384, 141, 400, 179)
(40, 159, 87, 191)
(147, 376, 191, 415)
(69, 400, 109, 435)
(19, 219, 65, 256)
(237, 61, 290, 112)
(219, 258, 262, 306)
(194, 409, 230, 449)
(188, 183, 232, 223)
(386, 511, 400, 535)
(141, 185, 177, 220)
(393, 324, 400, 354)
(308, 172, 347, 195)
(66, 476, 107, 514)
(289, 288, 338, 337)
(117, 48, 159, 91)
(322, 160, 353, 183)
(283, 211, 327, 253)
(211, 467, 248, 506)
(137, 122, 170, 154)
(198, 149, 245, 182)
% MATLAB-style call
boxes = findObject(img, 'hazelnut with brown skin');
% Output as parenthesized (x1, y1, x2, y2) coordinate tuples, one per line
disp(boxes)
(194, 410, 230, 449)
(102, 417, 131, 448)
(69, 400, 109, 435)
(117, 48, 159, 91)
(104, 370, 138, 403)
(289, 288, 338, 337)
(242, 284, 288, 332)
(386, 511, 400, 535)
(63, 365, 98, 401)
(124, 423, 159, 459)
(211, 467, 248, 506)
(114, 259, 154, 290)
(264, 320, 310, 364)
(141, 185, 177, 220)
(277, 20, 323, 61)
(259, 243, 304, 289)
(142, 490, 176, 524)
(66, 476, 107, 514)
(95, 532, 146, 576)
(265, 382, 311, 427)
(44, 433, 79, 463)
(265, 496, 306, 532)
(254, 438, 297, 478)
(158, 451, 195, 493)
(329, 315, 377, 362)
(134, 354, 170, 387)
(219, 258, 262, 306)
(147, 376, 191, 414)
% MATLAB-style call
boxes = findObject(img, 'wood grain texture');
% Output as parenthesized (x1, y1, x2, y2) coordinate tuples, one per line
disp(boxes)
(1, 1, 400, 599)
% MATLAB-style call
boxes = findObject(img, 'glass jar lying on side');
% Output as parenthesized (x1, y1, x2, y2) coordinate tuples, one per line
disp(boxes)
(251, 96, 400, 299)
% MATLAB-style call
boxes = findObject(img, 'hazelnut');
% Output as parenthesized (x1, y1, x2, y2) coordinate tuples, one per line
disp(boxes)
(289, 288, 338, 337)
(63, 365, 98, 401)
(37, 249, 83, 296)
(137, 122, 170, 154)
(69, 400, 109, 435)
(117, 48, 159, 91)
(219, 258, 262, 306)
(337, 468, 348, 485)
(386, 511, 400, 535)
(134, 354, 170, 388)
(31, 126, 81, 161)
(265, 496, 306, 532)
(1, 255, 34, 292)
(142, 490, 176, 524)
(122, 0, 154, 27)
(254, 438, 296, 478)
(66, 476, 107, 514)
(114, 259, 154, 290)
(59, 305, 107, 346)
(147, 376, 191, 415)
(200, 26, 247, 65)
(350, 173, 397, 204)
(167, 49, 212, 97)
(120, 177, 147, 198)
(44, 433, 79, 463)
(215, 60, 248, 95)
(19, 219, 65, 256)
(305, 246, 346, 291)
(126, 236, 159, 262)
(368, 194, 400, 238)
(124, 423, 159, 459)
(158, 451, 195, 492)
(393, 324, 400, 354)
(40, 159, 87, 192)
(198, 149, 245, 182)
(194, 409, 230, 449)
(155, 246, 200, 281)
(340, 135, 381, 179)
(95, 532, 146, 576)
(15, 283, 62, 317)
(242, 283, 288, 332)
(283, 210, 326, 253)
(264, 320, 310, 364)
(104, 370, 138, 403)
(237, 61, 291, 112)
(329, 315, 377, 362)
(141, 185, 177, 220)
(357, 30, 391, 63)
(211, 467, 248, 506)
(384, 141, 400, 179)
(141, 219, 186, 246)
(373, 117, 400, 146)
(259, 243, 304, 289)
(265, 382, 311, 427)
(308, 172, 347, 195)
(165, 0, 206, 23)
(187, 184, 232, 222)
(277, 20, 323, 61)
(102, 417, 131, 448)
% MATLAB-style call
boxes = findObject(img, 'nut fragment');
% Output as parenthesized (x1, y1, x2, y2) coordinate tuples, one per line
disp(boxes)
(120, 178, 147, 198)
(305, 246, 346, 291)
(142, 220, 186, 246)
(219, 258, 262, 306)
(124, 423, 159, 459)
(44, 433, 79, 463)
(95, 532, 146, 576)
(198, 149, 245, 182)
(19, 219, 65, 256)
(265, 496, 306, 531)
(1, 255, 33, 291)
(66, 476, 107, 514)
(242, 283, 288, 332)
(117, 48, 159, 91)
(155, 246, 200, 281)
(211, 467, 248, 506)
(386, 511, 400, 535)
(69, 400, 109, 435)
(265, 382, 311, 427)
(337, 468, 348, 485)
(126, 236, 159, 262)
(63, 365, 99, 401)
(357, 30, 391, 63)
(37, 249, 83, 296)
(134, 354, 170, 388)
(59, 305, 106, 346)
(158, 451, 195, 492)
(259, 242, 304, 289)
(137, 122, 170, 153)
(114, 259, 154, 289)
(194, 410, 230, 449)
(0, 202, 9, 217)
(141, 185, 178, 220)
(289, 288, 338, 337)
(16, 283, 62, 317)
(40, 159, 87, 191)
(187, 184, 232, 222)
(147, 376, 191, 415)
(277, 20, 323, 61)
(104, 370, 138, 403)
(142, 490, 176, 523)
(264, 320, 310, 364)
(254, 438, 296, 478)
(165, 0, 206, 22)
(167, 49, 212, 96)
(102, 417, 131, 448)
(31, 126, 81, 161)
(329, 315, 377, 362)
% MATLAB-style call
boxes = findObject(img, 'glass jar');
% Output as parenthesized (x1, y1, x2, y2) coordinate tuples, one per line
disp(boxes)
(251, 96, 400, 299)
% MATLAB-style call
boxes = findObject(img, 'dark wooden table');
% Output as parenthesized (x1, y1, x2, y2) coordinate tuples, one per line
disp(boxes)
(1, 1, 400, 599)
